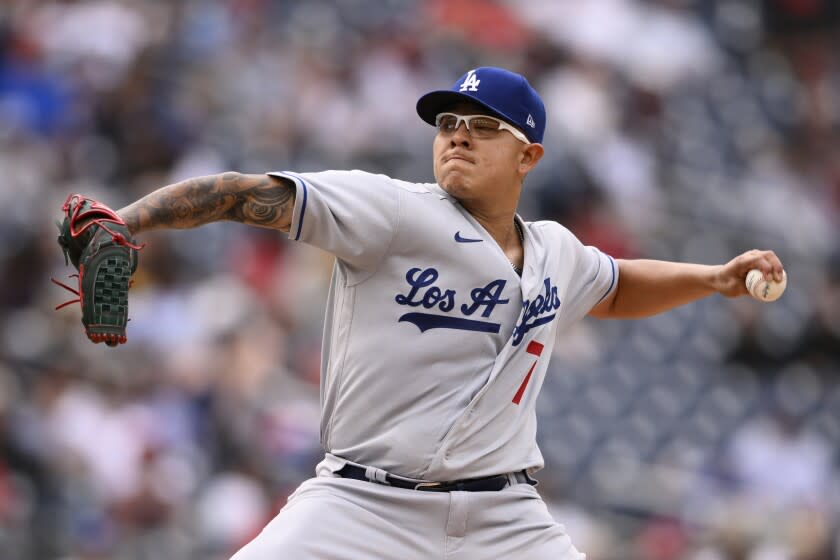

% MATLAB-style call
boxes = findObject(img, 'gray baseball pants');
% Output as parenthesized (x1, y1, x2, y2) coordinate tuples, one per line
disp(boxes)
(230, 475, 585, 559)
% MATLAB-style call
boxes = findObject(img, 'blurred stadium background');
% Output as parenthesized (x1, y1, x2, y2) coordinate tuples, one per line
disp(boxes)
(1, 0, 839, 559)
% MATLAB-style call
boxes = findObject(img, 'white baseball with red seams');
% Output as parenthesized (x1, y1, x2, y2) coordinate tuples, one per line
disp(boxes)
(746, 268, 787, 302)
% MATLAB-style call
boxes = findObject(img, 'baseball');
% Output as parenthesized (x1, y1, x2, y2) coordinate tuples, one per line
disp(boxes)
(745, 269, 786, 302)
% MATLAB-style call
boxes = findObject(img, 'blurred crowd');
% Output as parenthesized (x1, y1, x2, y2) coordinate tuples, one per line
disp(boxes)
(1, 1, 839, 559)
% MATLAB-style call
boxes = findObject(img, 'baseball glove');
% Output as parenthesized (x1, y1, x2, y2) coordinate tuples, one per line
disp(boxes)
(53, 194, 143, 346)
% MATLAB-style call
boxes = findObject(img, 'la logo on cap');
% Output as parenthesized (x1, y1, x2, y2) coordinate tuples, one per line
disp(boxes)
(459, 70, 480, 92)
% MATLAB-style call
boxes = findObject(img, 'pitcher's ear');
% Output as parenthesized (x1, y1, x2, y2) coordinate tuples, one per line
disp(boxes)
(519, 143, 544, 174)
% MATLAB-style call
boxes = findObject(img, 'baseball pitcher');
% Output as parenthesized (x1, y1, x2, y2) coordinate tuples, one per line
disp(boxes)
(57, 67, 786, 559)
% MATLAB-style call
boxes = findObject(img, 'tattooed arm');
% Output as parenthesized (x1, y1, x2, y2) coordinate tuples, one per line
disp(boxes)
(118, 172, 296, 235)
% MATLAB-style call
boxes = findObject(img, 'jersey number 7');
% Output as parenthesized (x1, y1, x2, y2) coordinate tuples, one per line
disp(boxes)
(512, 341, 544, 405)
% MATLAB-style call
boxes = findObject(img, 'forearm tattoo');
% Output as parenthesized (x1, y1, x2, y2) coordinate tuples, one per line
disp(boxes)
(119, 172, 296, 234)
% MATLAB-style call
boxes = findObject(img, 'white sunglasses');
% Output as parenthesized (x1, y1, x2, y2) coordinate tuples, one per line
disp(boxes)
(434, 113, 531, 144)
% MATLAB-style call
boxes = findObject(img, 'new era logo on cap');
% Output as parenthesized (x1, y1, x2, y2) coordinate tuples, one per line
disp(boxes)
(416, 67, 547, 144)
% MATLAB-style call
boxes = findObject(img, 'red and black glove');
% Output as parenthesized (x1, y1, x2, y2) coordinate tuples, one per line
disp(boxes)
(53, 194, 143, 346)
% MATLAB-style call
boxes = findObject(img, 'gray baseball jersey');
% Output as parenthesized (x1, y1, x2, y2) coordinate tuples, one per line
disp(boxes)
(268, 169, 616, 481)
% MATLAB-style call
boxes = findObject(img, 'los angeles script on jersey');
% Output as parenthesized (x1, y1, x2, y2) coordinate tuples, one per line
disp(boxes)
(395, 267, 560, 345)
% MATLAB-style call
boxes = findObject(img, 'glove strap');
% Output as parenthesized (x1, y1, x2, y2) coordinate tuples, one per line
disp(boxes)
(62, 193, 145, 250)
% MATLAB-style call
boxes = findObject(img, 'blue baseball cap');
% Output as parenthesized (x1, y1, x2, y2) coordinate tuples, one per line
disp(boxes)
(416, 67, 546, 144)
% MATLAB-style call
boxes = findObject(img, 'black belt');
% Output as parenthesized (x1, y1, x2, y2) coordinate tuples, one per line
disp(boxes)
(335, 463, 533, 492)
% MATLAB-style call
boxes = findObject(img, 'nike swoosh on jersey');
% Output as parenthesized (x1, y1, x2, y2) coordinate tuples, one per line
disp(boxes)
(454, 232, 483, 243)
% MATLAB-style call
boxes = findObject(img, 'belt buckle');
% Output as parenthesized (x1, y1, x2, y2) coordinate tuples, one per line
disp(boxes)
(413, 481, 447, 491)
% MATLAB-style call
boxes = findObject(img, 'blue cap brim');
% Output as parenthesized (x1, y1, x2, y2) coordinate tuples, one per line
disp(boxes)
(416, 90, 520, 130)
